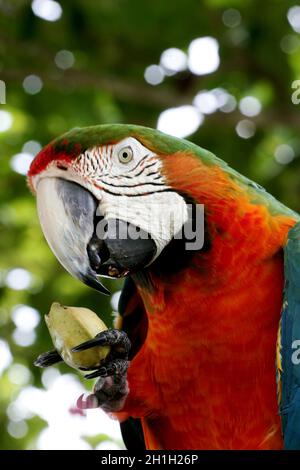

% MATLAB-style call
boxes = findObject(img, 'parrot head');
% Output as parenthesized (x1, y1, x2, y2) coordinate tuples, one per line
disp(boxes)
(28, 124, 209, 294)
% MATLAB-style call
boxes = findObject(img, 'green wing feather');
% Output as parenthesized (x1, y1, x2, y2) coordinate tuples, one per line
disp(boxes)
(278, 221, 300, 449)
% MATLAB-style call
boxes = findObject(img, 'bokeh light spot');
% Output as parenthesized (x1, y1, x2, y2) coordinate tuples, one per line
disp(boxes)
(0, 340, 12, 375)
(222, 9, 241, 28)
(6, 269, 32, 291)
(41, 368, 61, 389)
(0, 110, 13, 132)
(12, 329, 36, 347)
(219, 94, 237, 113)
(23, 75, 43, 95)
(31, 0, 62, 22)
(274, 144, 295, 164)
(10, 153, 34, 176)
(160, 48, 187, 73)
(239, 96, 262, 117)
(287, 6, 300, 33)
(8, 364, 31, 386)
(157, 105, 203, 138)
(12, 304, 40, 331)
(22, 140, 42, 155)
(236, 120, 256, 139)
(144, 65, 164, 85)
(7, 420, 28, 439)
(55, 50, 75, 70)
(193, 91, 219, 114)
(188, 37, 220, 75)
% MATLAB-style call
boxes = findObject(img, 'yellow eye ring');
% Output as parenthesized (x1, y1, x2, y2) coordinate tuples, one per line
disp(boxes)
(118, 146, 133, 164)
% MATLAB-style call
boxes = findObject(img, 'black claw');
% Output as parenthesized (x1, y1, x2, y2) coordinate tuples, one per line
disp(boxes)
(84, 368, 108, 379)
(71, 337, 105, 353)
(85, 359, 129, 380)
(71, 329, 131, 358)
(78, 365, 100, 372)
(34, 350, 62, 368)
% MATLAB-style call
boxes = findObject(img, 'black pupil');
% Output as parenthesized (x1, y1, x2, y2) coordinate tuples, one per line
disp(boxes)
(123, 152, 128, 159)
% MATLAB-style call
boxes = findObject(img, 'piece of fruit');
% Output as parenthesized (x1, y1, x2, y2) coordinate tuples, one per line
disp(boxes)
(42, 302, 110, 370)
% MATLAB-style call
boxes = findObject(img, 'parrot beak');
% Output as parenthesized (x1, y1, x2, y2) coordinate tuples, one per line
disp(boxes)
(36, 177, 110, 295)
(36, 177, 156, 294)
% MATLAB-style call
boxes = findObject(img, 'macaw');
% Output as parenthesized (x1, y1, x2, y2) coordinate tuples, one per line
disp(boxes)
(27, 124, 300, 450)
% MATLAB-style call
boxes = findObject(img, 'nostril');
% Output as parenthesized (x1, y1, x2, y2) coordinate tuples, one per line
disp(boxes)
(87, 235, 110, 272)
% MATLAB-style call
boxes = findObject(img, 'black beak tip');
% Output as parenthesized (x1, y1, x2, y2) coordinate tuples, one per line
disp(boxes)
(81, 273, 111, 295)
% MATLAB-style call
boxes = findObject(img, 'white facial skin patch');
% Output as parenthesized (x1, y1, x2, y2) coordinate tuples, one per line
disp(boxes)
(98, 190, 189, 260)
(74, 137, 167, 196)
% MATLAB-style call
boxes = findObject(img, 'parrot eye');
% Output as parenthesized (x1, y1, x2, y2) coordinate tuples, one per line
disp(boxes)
(118, 146, 133, 164)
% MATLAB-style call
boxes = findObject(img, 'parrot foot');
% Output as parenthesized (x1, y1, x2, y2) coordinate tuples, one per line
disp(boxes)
(73, 329, 131, 412)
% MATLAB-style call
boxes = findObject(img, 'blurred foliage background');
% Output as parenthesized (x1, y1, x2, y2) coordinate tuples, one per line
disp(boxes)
(0, 0, 300, 450)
